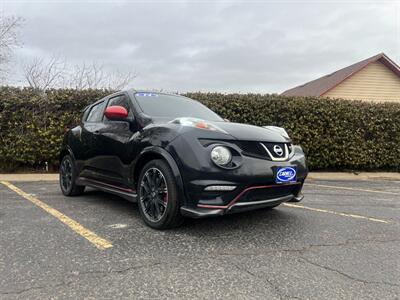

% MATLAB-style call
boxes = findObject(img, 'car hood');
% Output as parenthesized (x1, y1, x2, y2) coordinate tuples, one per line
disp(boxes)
(150, 117, 291, 143)
(214, 122, 290, 143)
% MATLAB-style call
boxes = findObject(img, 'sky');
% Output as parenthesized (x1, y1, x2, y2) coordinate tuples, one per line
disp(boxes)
(1, 0, 400, 93)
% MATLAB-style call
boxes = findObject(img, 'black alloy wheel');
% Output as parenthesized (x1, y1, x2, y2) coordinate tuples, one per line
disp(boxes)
(59, 155, 85, 196)
(138, 159, 183, 229)
(60, 157, 72, 191)
(139, 167, 168, 222)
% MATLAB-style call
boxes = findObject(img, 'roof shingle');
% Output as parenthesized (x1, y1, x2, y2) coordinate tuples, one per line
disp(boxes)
(281, 53, 400, 97)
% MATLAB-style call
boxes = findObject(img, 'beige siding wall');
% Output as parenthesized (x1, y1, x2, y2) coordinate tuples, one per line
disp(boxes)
(323, 61, 400, 102)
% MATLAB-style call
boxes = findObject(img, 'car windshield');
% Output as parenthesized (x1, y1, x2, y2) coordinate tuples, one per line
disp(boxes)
(134, 93, 223, 122)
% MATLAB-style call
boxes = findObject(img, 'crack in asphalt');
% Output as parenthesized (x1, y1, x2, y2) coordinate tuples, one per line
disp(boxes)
(1, 240, 398, 296)
(214, 238, 400, 257)
(231, 262, 283, 300)
(73, 262, 163, 278)
(0, 262, 163, 296)
(298, 256, 400, 288)
(296, 238, 400, 253)
(231, 262, 304, 300)
(0, 280, 70, 296)
(213, 238, 400, 292)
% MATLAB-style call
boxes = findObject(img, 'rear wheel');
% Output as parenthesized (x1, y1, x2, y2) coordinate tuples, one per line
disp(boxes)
(59, 155, 85, 196)
(138, 159, 183, 229)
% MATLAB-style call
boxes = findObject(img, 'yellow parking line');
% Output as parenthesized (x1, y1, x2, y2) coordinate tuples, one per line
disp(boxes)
(283, 203, 390, 224)
(305, 183, 400, 196)
(1, 181, 113, 250)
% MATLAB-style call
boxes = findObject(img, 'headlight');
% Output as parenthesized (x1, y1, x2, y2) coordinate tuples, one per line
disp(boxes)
(170, 117, 228, 134)
(211, 146, 232, 166)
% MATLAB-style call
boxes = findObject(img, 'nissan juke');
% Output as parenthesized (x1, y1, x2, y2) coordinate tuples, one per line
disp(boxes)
(59, 90, 308, 229)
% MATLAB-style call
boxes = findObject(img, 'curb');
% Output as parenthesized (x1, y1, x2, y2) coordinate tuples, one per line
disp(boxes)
(307, 172, 400, 181)
(0, 174, 59, 182)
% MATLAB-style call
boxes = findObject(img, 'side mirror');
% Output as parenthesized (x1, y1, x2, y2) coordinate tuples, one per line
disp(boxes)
(104, 106, 129, 120)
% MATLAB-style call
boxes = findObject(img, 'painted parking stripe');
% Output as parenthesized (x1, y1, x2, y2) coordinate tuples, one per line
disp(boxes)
(1, 181, 113, 250)
(283, 203, 390, 224)
(305, 183, 400, 196)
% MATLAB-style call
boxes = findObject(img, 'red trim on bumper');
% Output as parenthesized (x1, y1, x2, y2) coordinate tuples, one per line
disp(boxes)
(197, 182, 301, 210)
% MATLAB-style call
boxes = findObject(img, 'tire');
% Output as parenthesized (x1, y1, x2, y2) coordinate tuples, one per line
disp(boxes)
(137, 159, 183, 229)
(59, 154, 85, 196)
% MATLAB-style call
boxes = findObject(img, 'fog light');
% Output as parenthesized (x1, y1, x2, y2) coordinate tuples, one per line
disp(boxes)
(211, 146, 232, 166)
(204, 185, 236, 191)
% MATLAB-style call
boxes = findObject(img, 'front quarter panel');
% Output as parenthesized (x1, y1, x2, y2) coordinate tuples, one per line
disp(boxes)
(166, 128, 308, 208)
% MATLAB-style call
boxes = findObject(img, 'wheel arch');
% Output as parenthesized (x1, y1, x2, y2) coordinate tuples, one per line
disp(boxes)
(59, 145, 75, 163)
(133, 147, 185, 202)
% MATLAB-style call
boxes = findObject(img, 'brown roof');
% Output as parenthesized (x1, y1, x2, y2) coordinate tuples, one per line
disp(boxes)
(281, 53, 400, 97)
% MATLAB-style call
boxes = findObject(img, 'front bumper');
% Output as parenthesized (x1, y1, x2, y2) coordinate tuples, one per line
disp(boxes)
(180, 186, 304, 218)
(167, 132, 308, 217)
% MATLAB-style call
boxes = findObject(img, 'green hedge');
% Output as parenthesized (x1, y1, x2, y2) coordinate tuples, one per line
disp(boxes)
(0, 86, 399, 172)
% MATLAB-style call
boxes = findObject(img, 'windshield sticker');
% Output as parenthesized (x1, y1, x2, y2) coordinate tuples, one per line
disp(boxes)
(136, 92, 158, 97)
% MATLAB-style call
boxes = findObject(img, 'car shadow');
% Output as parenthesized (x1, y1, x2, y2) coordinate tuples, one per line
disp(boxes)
(73, 188, 140, 217)
(73, 188, 306, 239)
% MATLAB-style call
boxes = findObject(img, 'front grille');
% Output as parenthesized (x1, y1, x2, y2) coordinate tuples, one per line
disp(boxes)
(262, 142, 288, 160)
(234, 141, 267, 159)
(239, 185, 297, 203)
(234, 141, 291, 161)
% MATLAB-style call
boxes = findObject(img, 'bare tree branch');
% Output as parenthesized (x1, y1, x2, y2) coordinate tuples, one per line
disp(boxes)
(23, 55, 136, 91)
(23, 55, 66, 91)
(66, 61, 136, 90)
(106, 69, 136, 90)
(0, 16, 23, 82)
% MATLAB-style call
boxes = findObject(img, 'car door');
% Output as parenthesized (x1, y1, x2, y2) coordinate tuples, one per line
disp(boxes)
(93, 93, 138, 189)
(79, 100, 108, 179)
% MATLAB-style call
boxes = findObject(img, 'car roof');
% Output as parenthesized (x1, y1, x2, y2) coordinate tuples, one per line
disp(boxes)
(128, 89, 187, 98)
(84, 89, 189, 111)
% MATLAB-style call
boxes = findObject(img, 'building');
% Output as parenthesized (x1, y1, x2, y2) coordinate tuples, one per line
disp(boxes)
(281, 53, 400, 102)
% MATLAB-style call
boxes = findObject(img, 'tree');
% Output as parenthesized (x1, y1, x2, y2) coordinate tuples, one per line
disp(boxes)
(23, 55, 66, 91)
(23, 56, 136, 91)
(67, 62, 136, 90)
(0, 16, 23, 82)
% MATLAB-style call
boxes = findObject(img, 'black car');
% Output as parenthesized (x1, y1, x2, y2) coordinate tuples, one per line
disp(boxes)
(59, 90, 308, 229)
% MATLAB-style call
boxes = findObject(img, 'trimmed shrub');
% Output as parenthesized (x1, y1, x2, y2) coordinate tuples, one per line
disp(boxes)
(187, 93, 400, 171)
(0, 87, 110, 171)
(0, 87, 399, 172)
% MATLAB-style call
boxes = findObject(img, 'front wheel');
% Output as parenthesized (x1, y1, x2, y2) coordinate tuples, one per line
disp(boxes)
(137, 159, 183, 229)
(59, 155, 85, 196)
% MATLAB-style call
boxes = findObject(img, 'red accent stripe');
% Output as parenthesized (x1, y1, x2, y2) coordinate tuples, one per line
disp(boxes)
(197, 182, 301, 210)
(81, 177, 136, 193)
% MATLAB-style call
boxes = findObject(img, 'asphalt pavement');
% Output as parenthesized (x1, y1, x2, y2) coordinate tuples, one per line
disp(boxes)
(0, 179, 399, 299)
